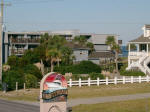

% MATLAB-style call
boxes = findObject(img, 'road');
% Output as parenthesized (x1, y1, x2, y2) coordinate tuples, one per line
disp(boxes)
(1, 93, 150, 111)
(0, 99, 39, 112)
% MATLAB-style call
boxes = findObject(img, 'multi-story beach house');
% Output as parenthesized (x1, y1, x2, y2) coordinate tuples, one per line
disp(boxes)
(3, 30, 119, 64)
(126, 25, 150, 74)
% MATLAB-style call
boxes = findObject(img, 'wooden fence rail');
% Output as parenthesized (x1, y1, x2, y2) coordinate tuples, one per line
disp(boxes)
(67, 76, 150, 87)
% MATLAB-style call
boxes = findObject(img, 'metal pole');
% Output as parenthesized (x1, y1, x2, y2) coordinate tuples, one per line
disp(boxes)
(0, 0, 3, 83)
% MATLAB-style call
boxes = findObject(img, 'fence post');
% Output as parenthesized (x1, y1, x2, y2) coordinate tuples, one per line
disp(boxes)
(24, 83, 26, 92)
(131, 76, 133, 83)
(106, 77, 108, 85)
(88, 78, 91, 87)
(79, 78, 81, 87)
(123, 76, 125, 84)
(97, 77, 100, 86)
(114, 77, 117, 85)
(16, 82, 18, 91)
(146, 75, 149, 82)
(69, 79, 72, 87)
(139, 76, 141, 83)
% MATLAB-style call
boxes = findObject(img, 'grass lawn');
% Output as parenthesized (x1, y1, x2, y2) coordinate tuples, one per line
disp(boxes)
(72, 98, 150, 112)
(0, 82, 150, 102)
(68, 82, 150, 99)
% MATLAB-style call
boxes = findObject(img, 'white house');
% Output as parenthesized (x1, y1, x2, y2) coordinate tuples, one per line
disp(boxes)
(126, 25, 150, 74)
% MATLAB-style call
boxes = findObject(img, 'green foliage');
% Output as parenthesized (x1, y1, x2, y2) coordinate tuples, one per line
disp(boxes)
(23, 64, 42, 80)
(60, 46, 73, 65)
(25, 74, 38, 88)
(7, 55, 19, 67)
(0, 83, 2, 91)
(55, 61, 101, 74)
(74, 36, 87, 44)
(72, 61, 101, 74)
(120, 63, 145, 76)
(3, 70, 25, 90)
(23, 45, 46, 64)
(89, 72, 104, 80)
(126, 44, 137, 51)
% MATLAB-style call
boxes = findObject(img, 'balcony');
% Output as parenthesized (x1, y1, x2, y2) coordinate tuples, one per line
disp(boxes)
(129, 51, 148, 57)
(10, 38, 40, 44)
(11, 49, 27, 55)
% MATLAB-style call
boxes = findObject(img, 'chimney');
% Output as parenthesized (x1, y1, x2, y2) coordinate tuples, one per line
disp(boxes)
(143, 25, 150, 37)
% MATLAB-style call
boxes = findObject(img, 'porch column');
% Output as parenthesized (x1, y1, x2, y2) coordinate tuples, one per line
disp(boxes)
(137, 44, 139, 52)
(128, 43, 131, 66)
(128, 43, 131, 52)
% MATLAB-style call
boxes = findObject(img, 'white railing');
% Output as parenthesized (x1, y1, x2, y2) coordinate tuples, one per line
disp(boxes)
(129, 51, 148, 57)
(67, 76, 150, 87)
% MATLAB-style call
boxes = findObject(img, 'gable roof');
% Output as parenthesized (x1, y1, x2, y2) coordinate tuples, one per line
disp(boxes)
(129, 35, 150, 43)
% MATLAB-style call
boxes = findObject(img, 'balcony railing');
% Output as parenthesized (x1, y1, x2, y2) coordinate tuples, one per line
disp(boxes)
(11, 38, 40, 43)
(129, 51, 148, 57)
(11, 49, 26, 55)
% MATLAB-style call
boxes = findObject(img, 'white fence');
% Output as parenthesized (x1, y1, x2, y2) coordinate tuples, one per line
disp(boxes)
(67, 76, 150, 87)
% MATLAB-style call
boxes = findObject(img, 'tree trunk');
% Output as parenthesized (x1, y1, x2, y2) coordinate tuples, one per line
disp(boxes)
(57, 59, 60, 67)
(51, 59, 54, 72)
(115, 51, 119, 75)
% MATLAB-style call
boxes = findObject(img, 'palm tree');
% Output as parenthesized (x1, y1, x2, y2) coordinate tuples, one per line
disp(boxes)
(46, 49, 59, 72)
(106, 36, 120, 74)
(73, 36, 87, 44)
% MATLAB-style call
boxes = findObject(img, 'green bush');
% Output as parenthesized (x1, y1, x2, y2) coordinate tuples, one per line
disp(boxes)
(89, 72, 105, 80)
(0, 83, 2, 91)
(72, 61, 101, 74)
(23, 64, 42, 80)
(7, 55, 19, 67)
(25, 74, 38, 88)
(55, 61, 101, 74)
(3, 70, 25, 90)
(120, 63, 145, 76)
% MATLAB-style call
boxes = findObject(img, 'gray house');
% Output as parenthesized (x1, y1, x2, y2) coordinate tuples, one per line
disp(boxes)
(65, 43, 90, 63)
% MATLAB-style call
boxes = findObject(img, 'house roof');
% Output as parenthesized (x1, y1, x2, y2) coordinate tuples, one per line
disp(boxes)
(88, 34, 118, 45)
(88, 52, 115, 59)
(65, 42, 90, 50)
(145, 24, 150, 29)
(129, 35, 150, 43)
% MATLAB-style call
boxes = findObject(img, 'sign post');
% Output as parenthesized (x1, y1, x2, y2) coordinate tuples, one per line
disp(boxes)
(40, 72, 68, 112)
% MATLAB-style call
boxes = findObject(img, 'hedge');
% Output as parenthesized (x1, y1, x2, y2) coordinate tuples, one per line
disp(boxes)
(55, 61, 101, 75)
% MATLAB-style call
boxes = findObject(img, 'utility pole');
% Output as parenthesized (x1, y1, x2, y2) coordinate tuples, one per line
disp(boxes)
(0, 0, 10, 83)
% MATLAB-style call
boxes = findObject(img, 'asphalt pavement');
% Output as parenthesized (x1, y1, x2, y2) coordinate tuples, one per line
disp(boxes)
(0, 99, 39, 112)
(1, 92, 150, 112)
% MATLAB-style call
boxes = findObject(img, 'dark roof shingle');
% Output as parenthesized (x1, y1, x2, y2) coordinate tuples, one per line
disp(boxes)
(129, 35, 150, 43)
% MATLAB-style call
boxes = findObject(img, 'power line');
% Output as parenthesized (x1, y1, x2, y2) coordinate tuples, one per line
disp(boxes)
(5, 0, 64, 4)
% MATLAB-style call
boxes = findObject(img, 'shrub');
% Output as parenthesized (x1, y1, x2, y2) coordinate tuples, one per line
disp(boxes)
(23, 64, 42, 80)
(89, 72, 105, 80)
(0, 83, 2, 91)
(25, 74, 38, 88)
(72, 61, 101, 74)
(120, 63, 145, 76)
(55, 61, 101, 74)
(7, 55, 19, 67)
(3, 70, 25, 90)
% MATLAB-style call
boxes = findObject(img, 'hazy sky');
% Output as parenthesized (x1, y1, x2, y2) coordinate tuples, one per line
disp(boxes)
(3, 0, 150, 44)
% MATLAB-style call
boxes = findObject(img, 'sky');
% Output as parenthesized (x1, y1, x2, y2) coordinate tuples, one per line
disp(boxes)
(3, 0, 150, 45)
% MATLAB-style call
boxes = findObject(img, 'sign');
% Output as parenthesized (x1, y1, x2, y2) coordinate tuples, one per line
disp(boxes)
(42, 73, 68, 102)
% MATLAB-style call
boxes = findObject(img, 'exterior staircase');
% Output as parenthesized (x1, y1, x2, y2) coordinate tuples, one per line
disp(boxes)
(126, 55, 150, 75)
